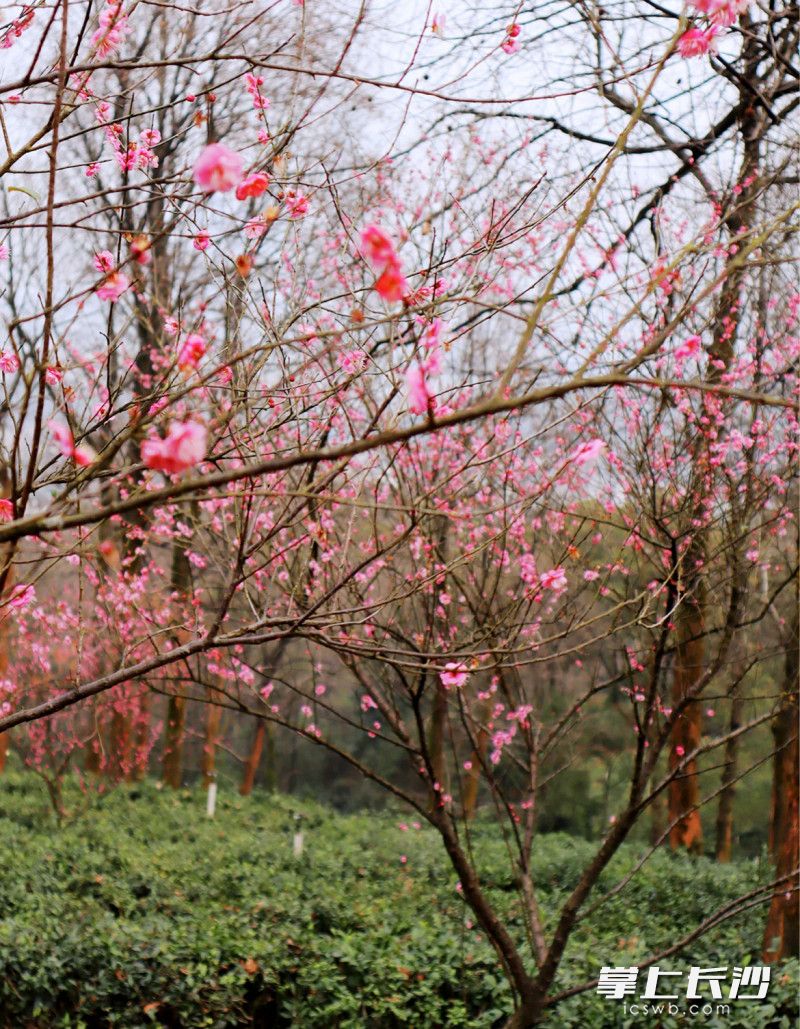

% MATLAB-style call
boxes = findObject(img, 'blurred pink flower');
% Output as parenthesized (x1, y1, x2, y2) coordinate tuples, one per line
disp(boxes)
(141, 420, 207, 474)
(678, 26, 718, 58)
(193, 143, 244, 193)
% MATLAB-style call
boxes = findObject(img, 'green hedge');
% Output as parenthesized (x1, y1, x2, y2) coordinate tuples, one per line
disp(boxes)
(0, 774, 795, 1027)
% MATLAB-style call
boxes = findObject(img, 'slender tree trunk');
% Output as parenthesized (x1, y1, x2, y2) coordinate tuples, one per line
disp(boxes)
(429, 680, 448, 805)
(240, 719, 266, 796)
(763, 598, 799, 963)
(0, 468, 13, 773)
(462, 722, 488, 820)
(715, 685, 743, 862)
(130, 692, 151, 781)
(162, 696, 187, 789)
(669, 585, 705, 854)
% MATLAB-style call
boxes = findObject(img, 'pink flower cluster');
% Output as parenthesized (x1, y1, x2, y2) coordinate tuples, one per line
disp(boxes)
(679, 0, 750, 58)
(1, 4, 35, 50)
(360, 224, 408, 302)
(48, 421, 95, 467)
(501, 23, 521, 54)
(141, 420, 207, 474)
(245, 73, 270, 111)
(94, 250, 129, 302)
(91, 1, 130, 58)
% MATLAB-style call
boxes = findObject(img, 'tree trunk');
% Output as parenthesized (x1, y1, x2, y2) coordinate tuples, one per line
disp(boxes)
(240, 719, 266, 796)
(429, 680, 448, 807)
(763, 605, 799, 963)
(715, 685, 743, 862)
(668, 588, 705, 854)
(462, 723, 488, 820)
(161, 695, 187, 789)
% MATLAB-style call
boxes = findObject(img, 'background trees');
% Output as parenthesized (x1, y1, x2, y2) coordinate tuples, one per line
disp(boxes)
(0, 0, 796, 1024)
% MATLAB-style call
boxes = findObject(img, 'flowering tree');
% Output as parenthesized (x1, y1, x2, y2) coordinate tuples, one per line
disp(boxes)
(0, 0, 797, 1023)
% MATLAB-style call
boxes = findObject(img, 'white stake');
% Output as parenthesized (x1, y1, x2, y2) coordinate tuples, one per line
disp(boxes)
(206, 780, 217, 818)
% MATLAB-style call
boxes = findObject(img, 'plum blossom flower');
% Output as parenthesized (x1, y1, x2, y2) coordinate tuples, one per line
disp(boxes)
(178, 333, 206, 371)
(142, 420, 207, 474)
(674, 334, 703, 363)
(0, 499, 14, 521)
(501, 23, 521, 53)
(91, 2, 129, 57)
(193, 232, 210, 251)
(431, 12, 445, 36)
(94, 250, 115, 272)
(406, 362, 433, 415)
(235, 172, 269, 201)
(139, 128, 161, 148)
(1, 6, 36, 50)
(48, 420, 95, 466)
(690, 0, 749, 25)
(540, 567, 567, 592)
(8, 583, 35, 610)
(0, 351, 19, 374)
(192, 143, 244, 193)
(96, 270, 129, 302)
(284, 190, 310, 219)
(361, 224, 409, 302)
(678, 25, 718, 58)
(440, 662, 469, 689)
(570, 438, 606, 468)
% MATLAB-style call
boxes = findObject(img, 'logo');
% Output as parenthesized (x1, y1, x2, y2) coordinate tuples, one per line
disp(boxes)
(596, 965, 771, 1019)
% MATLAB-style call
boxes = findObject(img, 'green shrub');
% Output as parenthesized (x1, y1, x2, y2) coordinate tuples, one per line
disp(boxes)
(0, 773, 795, 1027)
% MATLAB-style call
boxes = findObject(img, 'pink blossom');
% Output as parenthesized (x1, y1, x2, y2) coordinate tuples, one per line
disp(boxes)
(540, 567, 567, 592)
(374, 264, 408, 302)
(193, 232, 210, 252)
(178, 333, 206, 371)
(91, 3, 129, 57)
(93, 250, 115, 273)
(361, 224, 399, 268)
(678, 26, 718, 58)
(431, 13, 446, 36)
(141, 420, 207, 474)
(139, 128, 161, 148)
(244, 217, 267, 239)
(570, 438, 606, 468)
(0, 351, 19, 374)
(96, 270, 129, 302)
(360, 224, 408, 302)
(8, 584, 35, 610)
(284, 190, 310, 218)
(235, 173, 269, 201)
(674, 334, 703, 362)
(690, 0, 749, 25)
(440, 662, 469, 689)
(192, 143, 244, 193)
(406, 363, 432, 415)
(45, 366, 63, 386)
(0, 244, 7, 261)
(48, 420, 95, 466)
(0, 499, 13, 522)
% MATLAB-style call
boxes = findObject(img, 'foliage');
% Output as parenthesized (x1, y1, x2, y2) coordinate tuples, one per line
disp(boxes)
(0, 774, 795, 1028)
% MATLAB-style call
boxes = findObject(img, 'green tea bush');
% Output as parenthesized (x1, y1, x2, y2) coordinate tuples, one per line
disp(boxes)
(0, 774, 795, 1027)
